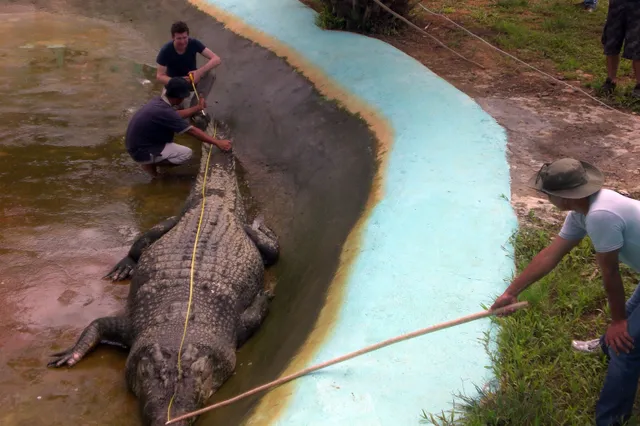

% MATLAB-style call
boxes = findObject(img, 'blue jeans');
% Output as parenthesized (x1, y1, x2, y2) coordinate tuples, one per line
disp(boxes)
(596, 283, 640, 426)
(584, 0, 597, 6)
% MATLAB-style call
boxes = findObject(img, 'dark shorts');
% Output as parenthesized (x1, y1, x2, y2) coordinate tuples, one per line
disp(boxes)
(602, 0, 640, 60)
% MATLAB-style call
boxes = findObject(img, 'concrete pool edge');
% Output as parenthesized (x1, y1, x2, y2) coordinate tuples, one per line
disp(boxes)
(0, 1, 384, 424)
(188, 0, 517, 424)
(187, 0, 399, 420)
(187, 0, 395, 422)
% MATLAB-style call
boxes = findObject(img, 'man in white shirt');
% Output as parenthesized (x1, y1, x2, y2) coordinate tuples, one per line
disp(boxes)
(491, 158, 640, 426)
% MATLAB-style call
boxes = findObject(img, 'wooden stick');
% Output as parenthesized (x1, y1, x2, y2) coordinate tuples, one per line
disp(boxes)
(165, 301, 528, 424)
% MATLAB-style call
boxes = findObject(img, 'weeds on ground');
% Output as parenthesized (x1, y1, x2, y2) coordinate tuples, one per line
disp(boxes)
(310, 0, 407, 34)
(418, 0, 640, 112)
(421, 219, 640, 425)
(303, 0, 640, 111)
(315, 5, 347, 30)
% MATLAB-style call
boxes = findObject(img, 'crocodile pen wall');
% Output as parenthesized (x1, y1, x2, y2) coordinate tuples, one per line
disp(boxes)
(15, 0, 378, 424)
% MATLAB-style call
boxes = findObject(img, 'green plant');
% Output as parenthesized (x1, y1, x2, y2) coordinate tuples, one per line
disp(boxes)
(315, 0, 410, 34)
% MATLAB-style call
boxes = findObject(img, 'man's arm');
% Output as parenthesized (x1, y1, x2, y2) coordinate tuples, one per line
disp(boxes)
(507, 235, 580, 295)
(186, 126, 232, 152)
(597, 250, 626, 322)
(156, 64, 171, 85)
(160, 106, 232, 152)
(198, 48, 221, 73)
(155, 46, 172, 85)
(588, 210, 633, 353)
(176, 97, 206, 119)
(491, 235, 581, 311)
(191, 47, 221, 82)
(597, 248, 634, 354)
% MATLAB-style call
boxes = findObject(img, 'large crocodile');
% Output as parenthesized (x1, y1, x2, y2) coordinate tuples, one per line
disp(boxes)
(47, 120, 280, 426)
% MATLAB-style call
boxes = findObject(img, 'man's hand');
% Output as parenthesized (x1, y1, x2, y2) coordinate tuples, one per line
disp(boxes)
(215, 139, 232, 152)
(196, 96, 206, 111)
(487, 236, 580, 317)
(605, 320, 634, 354)
(176, 98, 207, 119)
(490, 292, 519, 316)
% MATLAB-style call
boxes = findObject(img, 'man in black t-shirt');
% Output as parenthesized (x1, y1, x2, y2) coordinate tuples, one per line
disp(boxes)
(155, 21, 221, 111)
(125, 78, 231, 178)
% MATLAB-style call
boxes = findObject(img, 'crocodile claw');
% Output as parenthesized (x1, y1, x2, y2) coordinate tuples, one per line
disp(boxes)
(47, 348, 81, 368)
(263, 289, 275, 301)
(103, 256, 136, 281)
(251, 215, 264, 231)
(192, 113, 210, 131)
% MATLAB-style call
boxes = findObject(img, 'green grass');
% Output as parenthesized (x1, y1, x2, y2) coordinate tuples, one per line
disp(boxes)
(314, 4, 347, 31)
(420, 0, 640, 112)
(306, 0, 409, 35)
(420, 218, 640, 425)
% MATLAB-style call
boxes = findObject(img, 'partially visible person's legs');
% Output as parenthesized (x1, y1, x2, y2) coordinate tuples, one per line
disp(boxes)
(188, 69, 216, 109)
(621, 2, 640, 97)
(188, 70, 215, 130)
(160, 71, 215, 113)
(606, 55, 620, 85)
(140, 163, 159, 178)
(601, 0, 626, 94)
(160, 72, 214, 130)
(594, 294, 640, 426)
(155, 142, 193, 165)
(625, 282, 640, 315)
(137, 143, 193, 177)
(179, 91, 196, 110)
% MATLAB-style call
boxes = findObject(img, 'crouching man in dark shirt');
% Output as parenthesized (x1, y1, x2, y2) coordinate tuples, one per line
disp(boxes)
(155, 21, 220, 113)
(125, 77, 232, 178)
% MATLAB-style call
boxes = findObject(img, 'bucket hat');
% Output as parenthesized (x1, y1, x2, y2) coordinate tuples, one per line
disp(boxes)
(527, 158, 604, 199)
(164, 77, 191, 99)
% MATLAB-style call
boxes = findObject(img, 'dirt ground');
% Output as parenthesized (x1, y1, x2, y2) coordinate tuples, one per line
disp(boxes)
(303, 1, 640, 226)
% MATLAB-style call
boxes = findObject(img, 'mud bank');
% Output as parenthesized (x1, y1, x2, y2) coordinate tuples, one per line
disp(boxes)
(2, 1, 377, 424)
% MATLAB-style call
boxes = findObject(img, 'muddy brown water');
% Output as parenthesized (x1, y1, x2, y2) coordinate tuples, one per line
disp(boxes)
(0, 9, 198, 426)
(1, 2, 376, 425)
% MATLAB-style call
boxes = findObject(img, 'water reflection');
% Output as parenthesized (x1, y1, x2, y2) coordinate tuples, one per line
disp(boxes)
(0, 9, 201, 425)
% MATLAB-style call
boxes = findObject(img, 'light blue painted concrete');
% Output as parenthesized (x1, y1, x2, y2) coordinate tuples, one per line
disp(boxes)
(201, 0, 517, 424)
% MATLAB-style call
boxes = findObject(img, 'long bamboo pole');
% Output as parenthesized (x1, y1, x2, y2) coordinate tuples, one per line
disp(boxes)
(166, 301, 528, 424)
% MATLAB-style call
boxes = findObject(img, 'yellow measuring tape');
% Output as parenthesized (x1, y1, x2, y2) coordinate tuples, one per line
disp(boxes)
(167, 74, 215, 422)
(188, 72, 207, 118)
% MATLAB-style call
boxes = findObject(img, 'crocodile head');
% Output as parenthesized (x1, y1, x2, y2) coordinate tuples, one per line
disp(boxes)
(192, 111, 211, 132)
(128, 343, 224, 426)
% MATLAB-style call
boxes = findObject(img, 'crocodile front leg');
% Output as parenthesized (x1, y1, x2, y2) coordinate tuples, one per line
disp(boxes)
(244, 216, 279, 267)
(104, 215, 179, 281)
(236, 290, 274, 348)
(47, 316, 130, 368)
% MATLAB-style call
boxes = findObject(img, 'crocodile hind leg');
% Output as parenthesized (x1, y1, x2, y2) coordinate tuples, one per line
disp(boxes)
(244, 216, 279, 267)
(47, 316, 131, 368)
(104, 216, 180, 281)
(236, 290, 274, 348)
